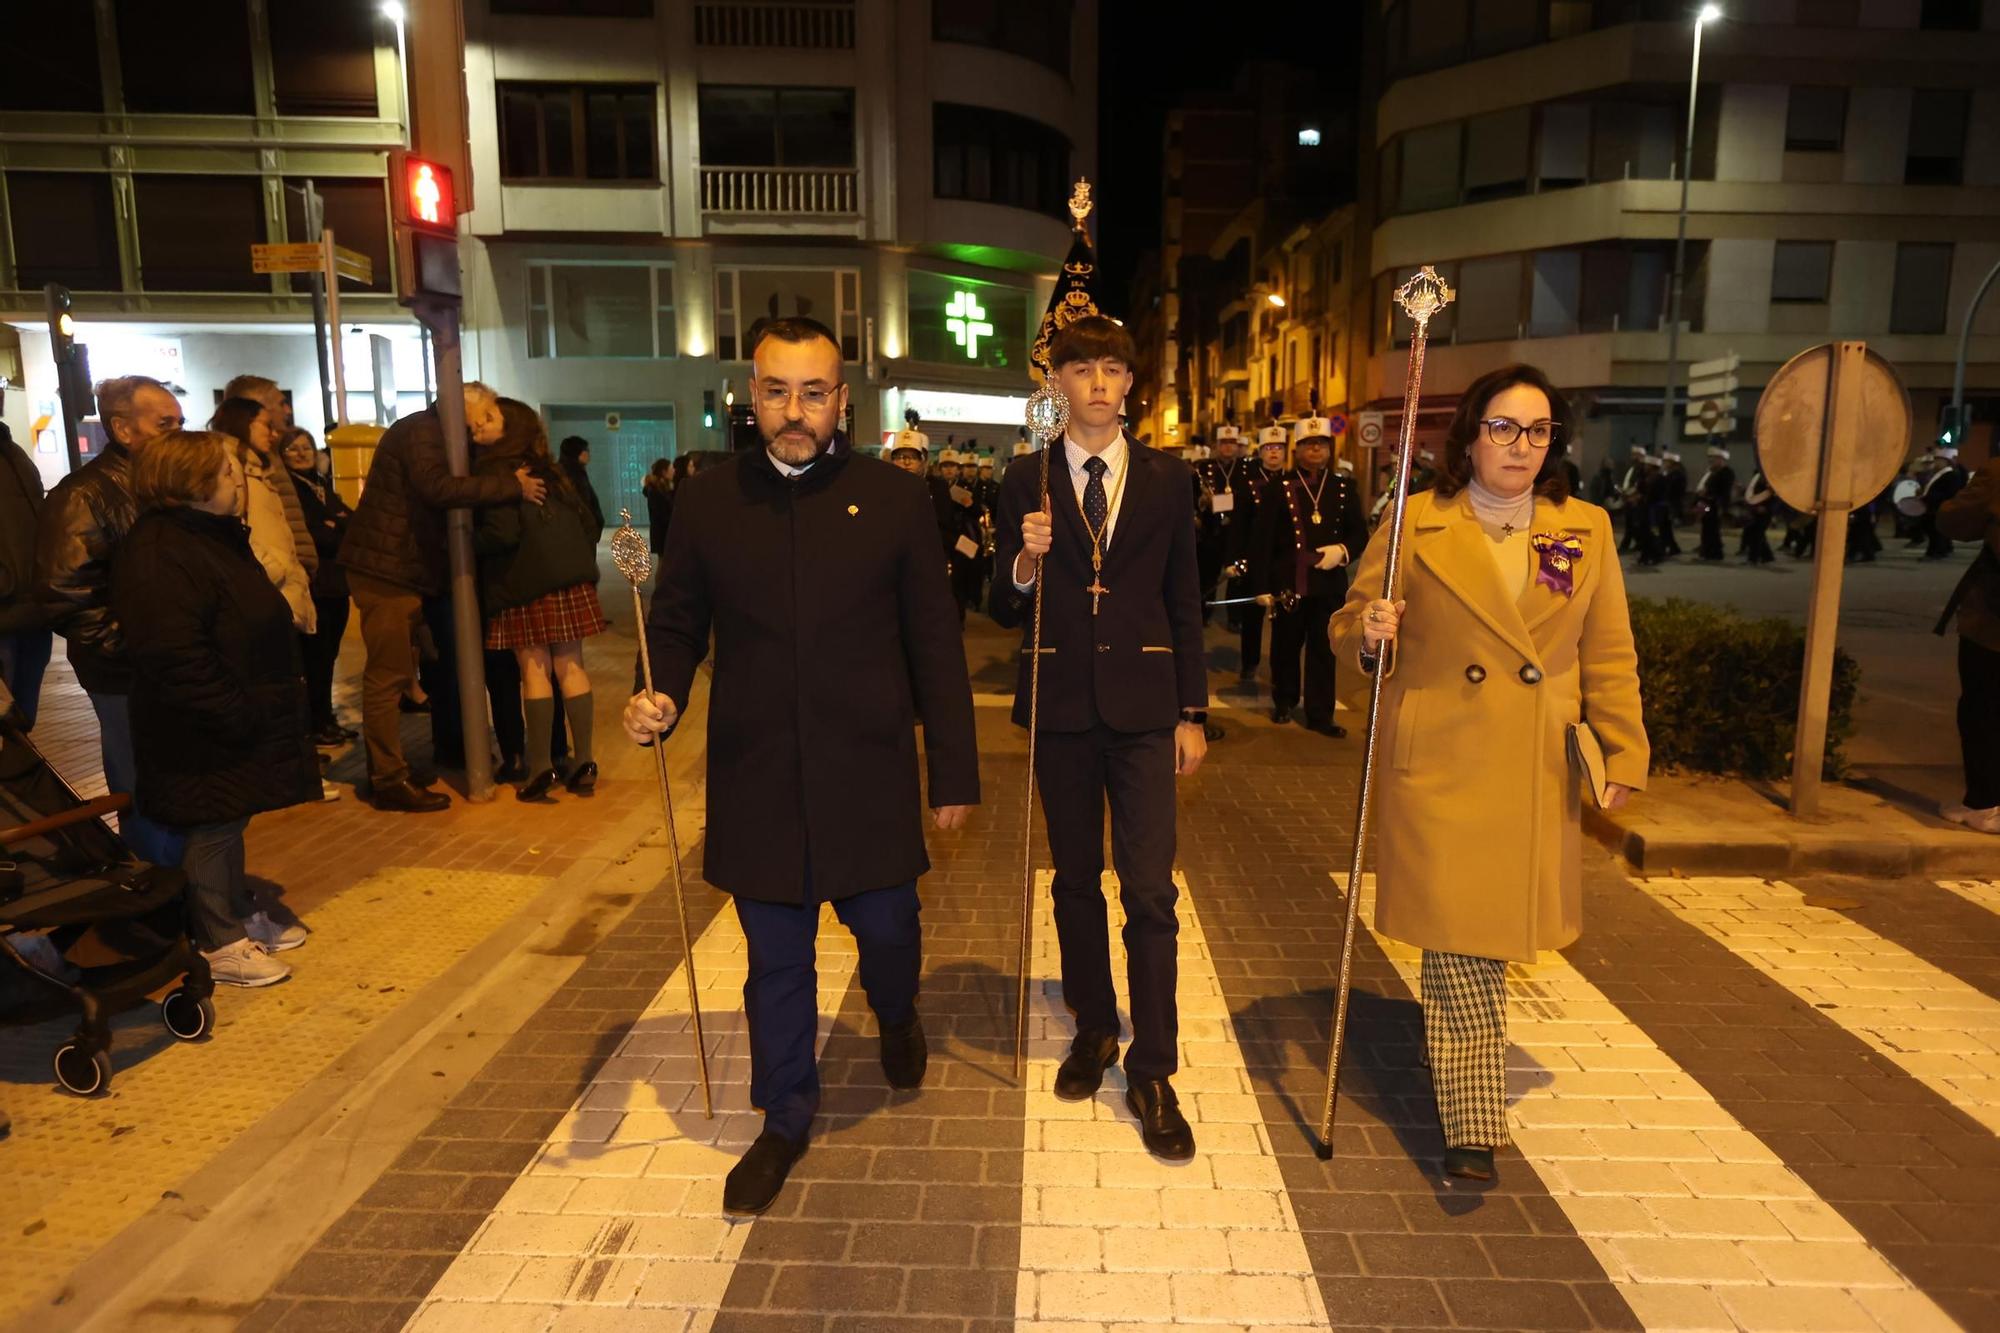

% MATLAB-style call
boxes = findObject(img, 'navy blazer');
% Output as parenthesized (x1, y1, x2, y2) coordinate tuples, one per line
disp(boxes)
(989, 437, 1208, 733)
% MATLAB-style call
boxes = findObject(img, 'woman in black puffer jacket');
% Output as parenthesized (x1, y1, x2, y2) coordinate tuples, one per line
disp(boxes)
(283, 428, 355, 747)
(475, 403, 606, 800)
(112, 430, 320, 988)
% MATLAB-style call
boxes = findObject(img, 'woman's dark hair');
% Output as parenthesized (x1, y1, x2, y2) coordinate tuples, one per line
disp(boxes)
(643, 457, 674, 494)
(559, 435, 590, 462)
(207, 396, 269, 454)
(498, 399, 572, 498)
(1433, 363, 1575, 503)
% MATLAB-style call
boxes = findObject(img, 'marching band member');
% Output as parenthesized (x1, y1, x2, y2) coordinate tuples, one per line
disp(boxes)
(1696, 446, 1734, 561)
(1248, 415, 1367, 735)
(1331, 363, 1648, 1183)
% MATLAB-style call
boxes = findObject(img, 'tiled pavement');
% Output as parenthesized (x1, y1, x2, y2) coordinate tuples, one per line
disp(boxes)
(10, 614, 2000, 1331)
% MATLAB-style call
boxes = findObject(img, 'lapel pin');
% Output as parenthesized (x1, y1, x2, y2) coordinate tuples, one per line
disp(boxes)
(847, 504, 859, 516)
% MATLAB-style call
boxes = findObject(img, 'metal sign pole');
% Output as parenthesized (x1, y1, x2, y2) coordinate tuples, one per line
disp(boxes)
(323, 228, 348, 428)
(1788, 341, 1865, 818)
(301, 182, 336, 432)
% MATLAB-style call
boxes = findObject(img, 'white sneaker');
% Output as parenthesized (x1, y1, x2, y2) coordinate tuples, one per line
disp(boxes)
(13, 933, 79, 982)
(244, 911, 309, 953)
(1964, 806, 2000, 835)
(203, 936, 292, 987)
(320, 779, 343, 802)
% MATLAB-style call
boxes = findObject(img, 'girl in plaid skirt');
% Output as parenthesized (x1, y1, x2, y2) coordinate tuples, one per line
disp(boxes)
(476, 403, 608, 801)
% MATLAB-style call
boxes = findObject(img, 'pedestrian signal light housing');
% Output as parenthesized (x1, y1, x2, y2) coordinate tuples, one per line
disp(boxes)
(393, 152, 457, 237)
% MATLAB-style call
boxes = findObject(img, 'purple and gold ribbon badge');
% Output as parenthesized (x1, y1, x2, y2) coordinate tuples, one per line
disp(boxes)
(1531, 532, 1584, 597)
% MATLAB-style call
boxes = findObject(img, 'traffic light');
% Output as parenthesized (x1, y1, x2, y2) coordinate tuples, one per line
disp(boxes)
(392, 152, 457, 237)
(43, 283, 87, 469)
(703, 390, 716, 429)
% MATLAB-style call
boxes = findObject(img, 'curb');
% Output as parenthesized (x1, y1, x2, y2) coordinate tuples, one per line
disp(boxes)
(1584, 803, 2000, 877)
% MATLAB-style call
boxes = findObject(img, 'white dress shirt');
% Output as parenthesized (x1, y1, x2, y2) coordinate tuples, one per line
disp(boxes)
(1014, 433, 1130, 590)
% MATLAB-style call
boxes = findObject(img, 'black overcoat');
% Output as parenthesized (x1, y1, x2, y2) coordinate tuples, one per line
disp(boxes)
(988, 439, 1208, 733)
(110, 507, 320, 828)
(642, 447, 980, 905)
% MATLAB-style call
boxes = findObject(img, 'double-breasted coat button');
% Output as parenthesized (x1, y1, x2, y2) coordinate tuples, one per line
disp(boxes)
(1519, 664, 1543, 685)
(1465, 664, 1486, 684)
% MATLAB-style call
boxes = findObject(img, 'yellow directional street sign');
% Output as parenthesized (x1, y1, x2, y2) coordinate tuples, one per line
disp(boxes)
(333, 245, 373, 286)
(250, 242, 325, 274)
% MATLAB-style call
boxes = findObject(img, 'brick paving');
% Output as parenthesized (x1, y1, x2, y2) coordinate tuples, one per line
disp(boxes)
(13, 615, 2000, 1331)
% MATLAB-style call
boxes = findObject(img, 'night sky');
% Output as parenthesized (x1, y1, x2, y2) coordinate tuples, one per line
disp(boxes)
(1093, 0, 1365, 304)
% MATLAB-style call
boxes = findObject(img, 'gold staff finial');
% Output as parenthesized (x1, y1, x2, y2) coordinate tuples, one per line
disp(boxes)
(1394, 265, 1456, 330)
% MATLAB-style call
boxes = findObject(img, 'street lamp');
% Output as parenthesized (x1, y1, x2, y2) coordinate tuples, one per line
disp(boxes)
(1657, 4, 1719, 449)
(383, 1, 411, 149)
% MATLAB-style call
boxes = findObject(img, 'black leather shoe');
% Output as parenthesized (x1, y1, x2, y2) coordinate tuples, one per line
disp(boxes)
(1271, 705, 1293, 724)
(495, 757, 527, 784)
(565, 760, 599, 795)
(313, 722, 351, 748)
(1443, 1146, 1495, 1181)
(1306, 719, 1347, 739)
(370, 779, 449, 813)
(398, 695, 429, 714)
(879, 1012, 927, 1089)
(1053, 1031, 1119, 1101)
(517, 768, 560, 801)
(722, 1131, 806, 1215)
(1125, 1077, 1195, 1160)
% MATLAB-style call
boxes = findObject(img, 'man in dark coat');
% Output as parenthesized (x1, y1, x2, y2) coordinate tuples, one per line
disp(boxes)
(558, 435, 605, 530)
(1939, 453, 2000, 833)
(337, 382, 545, 811)
(0, 423, 51, 727)
(1247, 416, 1369, 736)
(35, 375, 187, 867)
(624, 317, 978, 1215)
(991, 315, 1208, 1162)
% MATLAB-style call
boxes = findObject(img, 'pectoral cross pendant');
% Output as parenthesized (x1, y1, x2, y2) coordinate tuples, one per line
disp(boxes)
(1086, 550, 1108, 616)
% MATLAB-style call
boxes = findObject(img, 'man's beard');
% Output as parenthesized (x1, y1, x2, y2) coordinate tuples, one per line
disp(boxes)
(766, 421, 830, 466)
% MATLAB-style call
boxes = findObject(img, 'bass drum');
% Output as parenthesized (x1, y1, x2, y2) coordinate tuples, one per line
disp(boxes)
(1894, 477, 1926, 518)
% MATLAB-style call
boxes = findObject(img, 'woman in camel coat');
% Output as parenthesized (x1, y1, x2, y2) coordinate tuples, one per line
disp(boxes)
(1332, 363, 1649, 1183)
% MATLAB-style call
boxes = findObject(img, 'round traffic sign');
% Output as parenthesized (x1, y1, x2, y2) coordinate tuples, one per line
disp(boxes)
(1698, 399, 1722, 428)
(1328, 413, 1348, 438)
(1755, 343, 1909, 512)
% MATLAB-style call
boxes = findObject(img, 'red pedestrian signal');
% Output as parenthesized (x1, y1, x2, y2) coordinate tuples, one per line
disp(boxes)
(393, 151, 457, 237)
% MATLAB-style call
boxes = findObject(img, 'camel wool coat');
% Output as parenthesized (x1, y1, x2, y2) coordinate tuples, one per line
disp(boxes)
(1332, 489, 1649, 963)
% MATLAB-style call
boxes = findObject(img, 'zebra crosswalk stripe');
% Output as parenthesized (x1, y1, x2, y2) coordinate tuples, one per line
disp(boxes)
(403, 902, 859, 1333)
(1637, 876, 2000, 1138)
(1015, 870, 1332, 1330)
(1339, 872, 1958, 1333)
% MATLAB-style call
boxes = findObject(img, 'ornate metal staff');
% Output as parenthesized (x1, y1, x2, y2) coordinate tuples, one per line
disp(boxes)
(1315, 267, 1454, 1159)
(1015, 386, 1070, 1082)
(613, 510, 713, 1119)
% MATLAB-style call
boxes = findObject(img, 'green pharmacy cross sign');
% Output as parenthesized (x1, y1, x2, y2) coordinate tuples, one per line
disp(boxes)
(946, 290, 994, 359)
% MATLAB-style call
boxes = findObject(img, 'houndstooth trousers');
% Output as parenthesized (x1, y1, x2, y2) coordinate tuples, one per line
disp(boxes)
(1420, 950, 1511, 1149)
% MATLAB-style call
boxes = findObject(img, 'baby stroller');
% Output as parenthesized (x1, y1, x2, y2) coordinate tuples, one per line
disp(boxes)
(0, 681, 213, 1096)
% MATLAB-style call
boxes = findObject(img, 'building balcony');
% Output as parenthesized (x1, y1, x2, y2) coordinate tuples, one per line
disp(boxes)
(699, 166, 862, 234)
(693, 2, 855, 50)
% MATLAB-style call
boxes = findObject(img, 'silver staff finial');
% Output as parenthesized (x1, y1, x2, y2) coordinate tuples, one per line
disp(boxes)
(1394, 265, 1456, 330)
(1026, 386, 1071, 444)
(611, 508, 652, 584)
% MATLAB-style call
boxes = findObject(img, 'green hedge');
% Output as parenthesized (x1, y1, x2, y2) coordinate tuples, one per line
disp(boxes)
(1627, 597, 1859, 780)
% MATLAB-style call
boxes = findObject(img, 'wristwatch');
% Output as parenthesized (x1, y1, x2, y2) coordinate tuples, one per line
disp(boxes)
(1181, 709, 1208, 726)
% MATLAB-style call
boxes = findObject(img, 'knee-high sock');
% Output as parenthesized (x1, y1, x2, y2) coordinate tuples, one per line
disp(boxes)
(561, 689, 594, 766)
(523, 696, 556, 775)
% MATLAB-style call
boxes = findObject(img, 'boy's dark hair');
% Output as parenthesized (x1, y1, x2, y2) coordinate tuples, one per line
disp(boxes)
(747, 316, 843, 364)
(559, 435, 590, 462)
(1048, 315, 1137, 372)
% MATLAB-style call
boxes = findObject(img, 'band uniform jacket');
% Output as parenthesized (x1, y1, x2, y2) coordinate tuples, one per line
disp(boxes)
(1194, 456, 1253, 544)
(1246, 468, 1370, 602)
(1225, 465, 1289, 567)
(930, 476, 982, 561)
(643, 448, 980, 905)
(989, 438, 1208, 733)
(1331, 490, 1649, 963)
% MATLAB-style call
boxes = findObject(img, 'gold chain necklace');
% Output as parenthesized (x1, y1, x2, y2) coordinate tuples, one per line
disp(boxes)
(1298, 469, 1330, 525)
